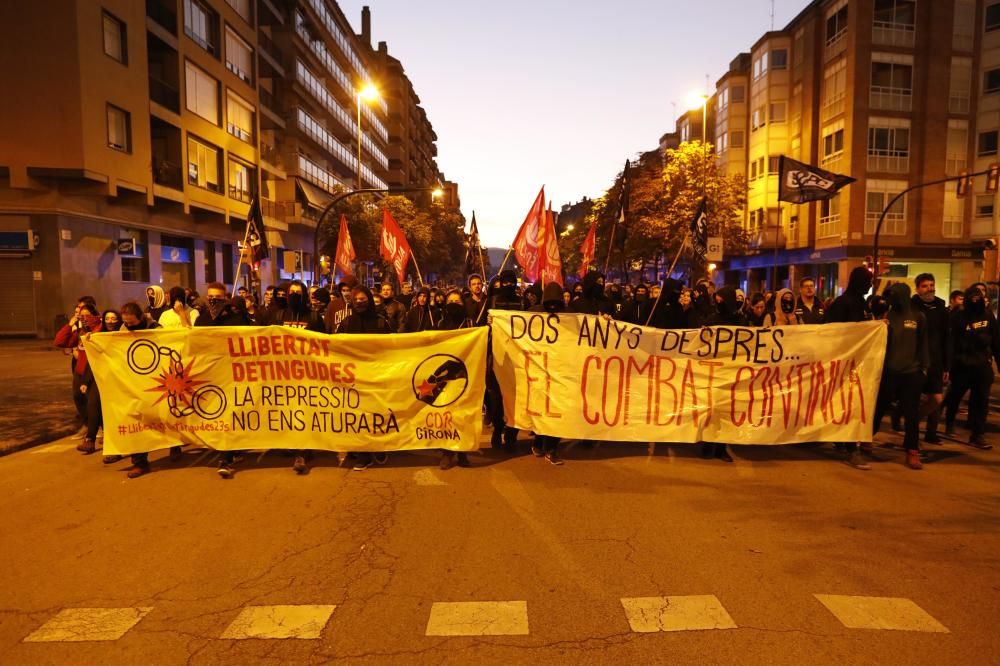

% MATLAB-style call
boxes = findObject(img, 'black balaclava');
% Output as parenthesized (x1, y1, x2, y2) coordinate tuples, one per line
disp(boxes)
(846, 266, 873, 296)
(867, 295, 889, 319)
(635, 286, 649, 303)
(965, 286, 986, 317)
(716, 286, 741, 317)
(572, 283, 584, 298)
(608, 284, 622, 303)
(780, 293, 795, 313)
(542, 282, 564, 313)
(582, 270, 605, 299)
(885, 283, 911, 313)
(352, 286, 376, 317)
(168, 286, 186, 308)
(663, 278, 684, 305)
(287, 280, 309, 314)
(499, 270, 518, 300)
(206, 293, 226, 320)
(274, 284, 288, 309)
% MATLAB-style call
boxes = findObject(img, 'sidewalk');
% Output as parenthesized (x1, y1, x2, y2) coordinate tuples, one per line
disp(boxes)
(0, 339, 80, 455)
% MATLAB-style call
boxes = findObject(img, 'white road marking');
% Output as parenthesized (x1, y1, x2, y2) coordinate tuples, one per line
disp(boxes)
(413, 469, 448, 486)
(815, 595, 949, 632)
(23, 607, 152, 642)
(620, 596, 737, 633)
(220, 604, 336, 639)
(425, 601, 529, 636)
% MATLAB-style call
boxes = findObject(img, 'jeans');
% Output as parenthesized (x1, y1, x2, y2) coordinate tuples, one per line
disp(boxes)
(874, 371, 923, 451)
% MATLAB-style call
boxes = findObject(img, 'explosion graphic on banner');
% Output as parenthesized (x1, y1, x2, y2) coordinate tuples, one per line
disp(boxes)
(127, 340, 227, 419)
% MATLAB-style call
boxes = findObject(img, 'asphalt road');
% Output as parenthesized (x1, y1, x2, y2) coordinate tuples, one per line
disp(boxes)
(0, 339, 80, 454)
(0, 428, 997, 665)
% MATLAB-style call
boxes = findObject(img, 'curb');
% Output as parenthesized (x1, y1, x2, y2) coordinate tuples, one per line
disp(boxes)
(0, 428, 80, 458)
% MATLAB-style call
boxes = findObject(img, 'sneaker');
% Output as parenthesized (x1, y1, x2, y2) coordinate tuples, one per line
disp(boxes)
(924, 433, 941, 445)
(439, 451, 455, 470)
(374, 453, 388, 466)
(102, 455, 123, 464)
(76, 438, 96, 454)
(217, 464, 234, 479)
(530, 443, 544, 457)
(292, 456, 307, 474)
(456, 452, 471, 468)
(231, 452, 246, 463)
(126, 463, 149, 479)
(906, 450, 923, 470)
(846, 450, 871, 470)
(545, 450, 564, 466)
(967, 435, 993, 450)
(169, 446, 182, 462)
(352, 456, 373, 471)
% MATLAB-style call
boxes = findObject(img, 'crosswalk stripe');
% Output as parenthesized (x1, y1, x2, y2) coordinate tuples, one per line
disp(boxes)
(814, 595, 949, 633)
(620, 596, 738, 633)
(425, 601, 529, 636)
(220, 604, 337, 639)
(23, 607, 152, 642)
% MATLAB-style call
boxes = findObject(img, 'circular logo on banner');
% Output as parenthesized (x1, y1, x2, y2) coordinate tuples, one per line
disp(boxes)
(411, 354, 469, 408)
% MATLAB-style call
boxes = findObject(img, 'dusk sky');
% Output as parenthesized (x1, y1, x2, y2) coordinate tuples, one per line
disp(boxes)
(341, 1, 804, 247)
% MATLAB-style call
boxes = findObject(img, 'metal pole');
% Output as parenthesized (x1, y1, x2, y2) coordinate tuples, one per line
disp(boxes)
(645, 233, 690, 327)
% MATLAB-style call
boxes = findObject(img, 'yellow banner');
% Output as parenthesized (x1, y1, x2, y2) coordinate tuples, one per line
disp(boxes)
(86, 326, 487, 455)
(490, 312, 887, 444)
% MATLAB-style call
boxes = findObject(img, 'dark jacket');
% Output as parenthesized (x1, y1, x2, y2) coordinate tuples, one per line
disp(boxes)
(883, 284, 929, 375)
(710, 286, 749, 326)
(269, 306, 325, 332)
(911, 293, 951, 373)
(195, 303, 251, 327)
(648, 279, 689, 329)
(571, 270, 614, 316)
(464, 293, 488, 326)
(951, 287, 1000, 369)
(824, 267, 872, 323)
(337, 286, 392, 334)
(794, 297, 825, 324)
(403, 289, 435, 333)
(379, 296, 407, 333)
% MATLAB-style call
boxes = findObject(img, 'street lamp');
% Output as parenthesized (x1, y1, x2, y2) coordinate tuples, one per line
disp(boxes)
(356, 83, 379, 190)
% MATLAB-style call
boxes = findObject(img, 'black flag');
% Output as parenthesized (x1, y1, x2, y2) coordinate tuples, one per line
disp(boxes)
(465, 212, 483, 276)
(778, 156, 856, 204)
(689, 198, 708, 260)
(246, 194, 269, 265)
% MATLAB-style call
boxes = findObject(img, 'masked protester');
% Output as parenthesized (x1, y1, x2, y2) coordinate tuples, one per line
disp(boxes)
(378, 283, 407, 333)
(434, 290, 475, 469)
(271, 280, 324, 332)
(55, 302, 102, 447)
(572, 270, 614, 316)
(338, 286, 392, 470)
(158, 286, 199, 329)
(525, 282, 567, 465)
(624, 283, 651, 325)
(260, 285, 288, 326)
(747, 293, 767, 327)
(464, 274, 488, 326)
(648, 279, 689, 329)
(910, 274, 951, 444)
(606, 283, 624, 319)
(403, 287, 435, 332)
(825, 266, 876, 469)
(873, 284, 930, 469)
(145, 285, 166, 323)
(325, 276, 358, 333)
(571, 283, 584, 302)
(311, 287, 331, 322)
(687, 281, 717, 328)
(867, 294, 889, 320)
(764, 289, 803, 327)
(944, 286, 1000, 450)
(486, 270, 523, 450)
(795, 277, 825, 324)
(522, 282, 542, 310)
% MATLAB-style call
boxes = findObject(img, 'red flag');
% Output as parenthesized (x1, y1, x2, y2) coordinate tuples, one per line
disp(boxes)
(539, 200, 563, 287)
(379, 208, 413, 284)
(578, 223, 596, 278)
(334, 214, 356, 277)
(512, 186, 545, 282)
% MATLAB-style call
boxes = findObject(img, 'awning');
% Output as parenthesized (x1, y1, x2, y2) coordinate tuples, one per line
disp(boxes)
(295, 177, 333, 211)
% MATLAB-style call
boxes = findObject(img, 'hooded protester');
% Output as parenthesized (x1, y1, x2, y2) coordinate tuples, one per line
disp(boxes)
(909, 274, 951, 444)
(311, 287, 331, 319)
(522, 282, 543, 310)
(824, 266, 876, 469)
(145, 285, 166, 323)
(571, 270, 614, 316)
(524, 282, 567, 466)
(403, 287, 435, 333)
(648, 279, 689, 329)
(439, 289, 473, 331)
(687, 280, 717, 328)
(623, 283, 652, 325)
(325, 276, 358, 333)
(874, 283, 930, 469)
(195, 283, 251, 327)
(158, 286, 200, 329)
(571, 282, 584, 302)
(486, 270, 523, 450)
(431, 289, 446, 322)
(260, 284, 287, 326)
(606, 283, 625, 319)
(272, 280, 324, 332)
(378, 282, 407, 333)
(747, 293, 767, 327)
(763, 289, 802, 327)
(944, 286, 1000, 450)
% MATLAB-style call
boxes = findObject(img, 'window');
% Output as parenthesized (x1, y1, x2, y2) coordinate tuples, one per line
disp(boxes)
(874, 0, 916, 28)
(730, 130, 745, 148)
(730, 85, 745, 103)
(771, 49, 788, 70)
(979, 130, 999, 156)
(823, 128, 845, 158)
(225, 27, 253, 84)
(718, 87, 729, 110)
(865, 183, 908, 235)
(185, 61, 219, 124)
(187, 135, 222, 192)
(106, 104, 131, 152)
(768, 156, 781, 174)
(868, 123, 910, 172)
(950, 57, 972, 113)
(102, 11, 127, 64)
(954, 0, 976, 49)
(976, 195, 995, 218)
(752, 106, 766, 131)
(986, 69, 1000, 94)
(184, 0, 218, 55)
(823, 59, 847, 120)
(750, 160, 758, 180)
(769, 102, 787, 123)
(986, 3, 1000, 31)
(870, 59, 912, 111)
(819, 195, 841, 238)
(826, 5, 848, 46)
(121, 232, 149, 283)
(226, 91, 254, 142)
(757, 157, 765, 178)
(228, 158, 254, 203)
(753, 52, 768, 79)
(946, 121, 969, 176)
(226, 0, 252, 23)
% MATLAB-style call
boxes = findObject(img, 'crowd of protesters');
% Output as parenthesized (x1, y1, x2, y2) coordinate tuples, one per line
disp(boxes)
(55, 266, 998, 479)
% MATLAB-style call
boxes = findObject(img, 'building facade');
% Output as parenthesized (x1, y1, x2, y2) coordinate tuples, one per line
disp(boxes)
(0, 0, 452, 336)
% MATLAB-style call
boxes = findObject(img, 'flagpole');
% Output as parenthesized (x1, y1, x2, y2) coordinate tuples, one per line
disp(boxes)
(410, 252, 426, 287)
(645, 233, 689, 327)
(231, 216, 253, 299)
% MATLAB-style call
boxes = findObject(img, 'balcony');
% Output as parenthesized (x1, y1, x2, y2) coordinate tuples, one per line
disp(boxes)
(870, 86, 912, 112)
(818, 214, 841, 239)
(147, 33, 180, 113)
(865, 211, 906, 236)
(943, 216, 964, 239)
(258, 31, 285, 76)
(872, 22, 915, 48)
(149, 77, 180, 113)
(949, 95, 970, 115)
(146, 0, 176, 35)
(825, 29, 847, 60)
(153, 158, 182, 190)
(259, 140, 285, 173)
(867, 153, 910, 173)
(151, 117, 182, 192)
(258, 0, 284, 26)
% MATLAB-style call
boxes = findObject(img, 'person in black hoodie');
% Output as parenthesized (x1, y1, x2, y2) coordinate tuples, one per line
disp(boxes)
(873, 284, 929, 469)
(572, 270, 614, 316)
(486, 270, 523, 450)
(195, 283, 252, 327)
(523, 282, 568, 465)
(623, 283, 652, 325)
(824, 266, 874, 469)
(944, 286, 1000, 450)
(272, 280, 324, 333)
(260, 284, 287, 326)
(403, 287, 435, 332)
(687, 280, 717, 328)
(910, 273, 951, 444)
(647, 278, 689, 329)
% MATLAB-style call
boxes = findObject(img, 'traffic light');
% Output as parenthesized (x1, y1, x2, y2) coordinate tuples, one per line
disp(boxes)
(957, 170, 969, 198)
(987, 164, 1000, 194)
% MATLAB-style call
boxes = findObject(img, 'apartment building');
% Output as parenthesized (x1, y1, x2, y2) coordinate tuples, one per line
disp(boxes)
(707, 0, 993, 297)
(0, 0, 452, 336)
